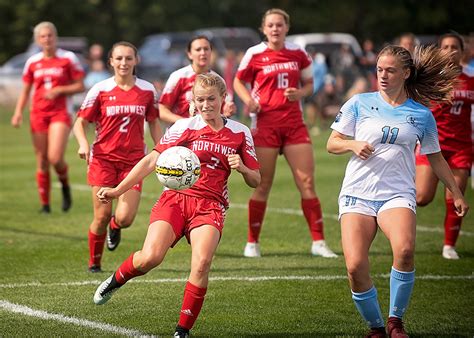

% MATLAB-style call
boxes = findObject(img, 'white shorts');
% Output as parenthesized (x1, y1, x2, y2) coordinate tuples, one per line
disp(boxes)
(338, 195, 416, 219)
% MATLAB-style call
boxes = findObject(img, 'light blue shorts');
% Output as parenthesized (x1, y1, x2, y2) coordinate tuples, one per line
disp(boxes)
(338, 195, 416, 219)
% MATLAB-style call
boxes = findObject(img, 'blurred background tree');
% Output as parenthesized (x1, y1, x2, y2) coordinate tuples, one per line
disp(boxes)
(0, 0, 472, 64)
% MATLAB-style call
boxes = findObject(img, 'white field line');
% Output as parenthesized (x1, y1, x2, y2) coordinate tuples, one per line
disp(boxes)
(59, 183, 474, 237)
(0, 300, 146, 337)
(1, 274, 473, 289)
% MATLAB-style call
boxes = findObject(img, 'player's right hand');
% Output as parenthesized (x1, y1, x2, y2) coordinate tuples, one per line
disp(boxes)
(352, 141, 375, 160)
(77, 145, 90, 163)
(97, 187, 116, 204)
(11, 114, 22, 128)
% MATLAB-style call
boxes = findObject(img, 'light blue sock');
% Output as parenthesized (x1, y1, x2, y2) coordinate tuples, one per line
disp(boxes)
(352, 286, 384, 328)
(389, 266, 415, 318)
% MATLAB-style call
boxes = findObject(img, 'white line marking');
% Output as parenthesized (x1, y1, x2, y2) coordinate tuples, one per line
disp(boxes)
(1, 274, 473, 289)
(0, 300, 146, 336)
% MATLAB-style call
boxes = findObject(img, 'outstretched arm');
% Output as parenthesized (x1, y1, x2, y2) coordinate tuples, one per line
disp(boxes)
(427, 152, 469, 217)
(97, 150, 160, 202)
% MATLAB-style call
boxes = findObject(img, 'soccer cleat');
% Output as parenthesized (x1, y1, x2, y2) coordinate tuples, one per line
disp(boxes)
(243, 242, 261, 258)
(365, 327, 387, 338)
(107, 223, 121, 251)
(88, 265, 102, 273)
(442, 245, 459, 260)
(39, 205, 51, 214)
(174, 325, 190, 337)
(61, 185, 72, 212)
(94, 274, 121, 305)
(387, 317, 408, 338)
(311, 240, 338, 258)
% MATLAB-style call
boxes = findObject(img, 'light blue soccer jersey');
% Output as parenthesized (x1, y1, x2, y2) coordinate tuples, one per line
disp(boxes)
(331, 92, 440, 200)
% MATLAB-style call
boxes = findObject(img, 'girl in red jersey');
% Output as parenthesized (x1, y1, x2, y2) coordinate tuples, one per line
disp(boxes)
(74, 41, 162, 273)
(233, 8, 337, 258)
(415, 32, 474, 260)
(159, 35, 236, 124)
(93, 73, 260, 337)
(11, 22, 85, 213)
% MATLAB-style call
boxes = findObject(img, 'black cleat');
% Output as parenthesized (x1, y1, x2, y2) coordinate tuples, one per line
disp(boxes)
(107, 224, 121, 251)
(39, 205, 51, 214)
(174, 325, 190, 338)
(88, 265, 102, 273)
(94, 273, 122, 304)
(61, 185, 72, 212)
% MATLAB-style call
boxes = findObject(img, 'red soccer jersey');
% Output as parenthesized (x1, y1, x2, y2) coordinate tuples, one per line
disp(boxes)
(78, 77, 159, 163)
(155, 115, 259, 207)
(235, 41, 313, 128)
(22, 49, 85, 115)
(159, 65, 222, 118)
(432, 67, 474, 151)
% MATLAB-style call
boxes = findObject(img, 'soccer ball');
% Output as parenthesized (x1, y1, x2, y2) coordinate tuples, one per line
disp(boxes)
(155, 146, 201, 190)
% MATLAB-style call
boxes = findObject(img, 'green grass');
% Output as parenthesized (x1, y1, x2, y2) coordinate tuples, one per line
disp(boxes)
(0, 108, 473, 337)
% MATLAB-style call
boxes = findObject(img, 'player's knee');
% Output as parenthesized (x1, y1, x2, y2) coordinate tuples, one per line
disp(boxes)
(138, 252, 163, 272)
(395, 246, 414, 267)
(346, 260, 368, 282)
(192, 256, 213, 276)
(416, 193, 432, 206)
(95, 213, 112, 228)
(114, 216, 133, 229)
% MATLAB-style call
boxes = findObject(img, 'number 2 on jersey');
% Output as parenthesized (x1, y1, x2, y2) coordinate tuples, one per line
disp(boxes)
(381, 126, 399, 144)
(119, 116, 130, 133)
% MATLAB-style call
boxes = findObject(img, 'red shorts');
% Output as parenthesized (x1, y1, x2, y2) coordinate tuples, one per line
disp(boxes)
(416, 146, 472, 170)
(87, 156, 142, 191)
(149, 190, 226, 247)
(251, 123, 312, 151)
(30, 111, 72, 133)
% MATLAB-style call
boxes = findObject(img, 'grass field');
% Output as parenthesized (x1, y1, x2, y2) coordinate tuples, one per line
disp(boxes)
(0, 107, 473, 337)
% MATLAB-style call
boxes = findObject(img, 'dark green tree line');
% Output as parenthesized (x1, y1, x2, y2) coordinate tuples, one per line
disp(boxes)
(1, 0, 472, 64)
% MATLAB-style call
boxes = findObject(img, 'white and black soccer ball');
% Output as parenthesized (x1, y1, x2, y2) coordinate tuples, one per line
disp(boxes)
(155, 146, 201, 190)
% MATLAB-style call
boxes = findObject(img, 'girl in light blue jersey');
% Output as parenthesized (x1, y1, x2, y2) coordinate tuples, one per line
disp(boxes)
(327, 45, 469, 337)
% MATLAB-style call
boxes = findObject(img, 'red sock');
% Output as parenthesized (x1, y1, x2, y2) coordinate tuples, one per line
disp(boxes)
(444, 198, 462, 246)
(178, 281, 207, 330)
(110, 215, 121, 230)
(55, 164, 69, 187)
(302, 198, 324, 241)
(115, 253, 145, 284)
(248, 199, 267, 243)
(36, 171, 50, 206)
(88, 230, 106, 268)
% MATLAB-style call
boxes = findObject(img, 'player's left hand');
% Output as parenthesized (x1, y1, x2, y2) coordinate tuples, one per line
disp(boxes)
(228, 154, 244, 172)
(96, 187, 117, 204)
(284, 87, 301, 102)
(43, 88, 61, 100)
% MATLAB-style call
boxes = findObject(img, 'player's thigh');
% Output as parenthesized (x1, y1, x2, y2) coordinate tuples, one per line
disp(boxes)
(377, 207, 416, 257)
(255, 147, 279, 185)
(189, 225, 221, 272)
(47, 122, 71, 161)
(115, 189, 142, 224)
(138, 220, 176, 263)
(283, 143, 315, 179)
(31, 132, 48, 158)
(340, 213, 378, 264)
(415, 164, 438, 203)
